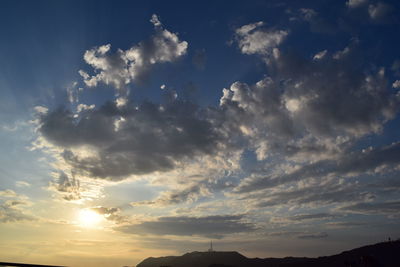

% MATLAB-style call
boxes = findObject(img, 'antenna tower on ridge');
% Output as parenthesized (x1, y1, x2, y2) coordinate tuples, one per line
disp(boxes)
(208, 241, 214, 252)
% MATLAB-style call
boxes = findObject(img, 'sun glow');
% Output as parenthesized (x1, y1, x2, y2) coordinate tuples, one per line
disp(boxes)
(78, 209, 103, 228)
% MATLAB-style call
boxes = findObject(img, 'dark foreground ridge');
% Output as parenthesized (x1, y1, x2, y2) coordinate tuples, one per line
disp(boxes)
(136, 240, 400, 267)
(0, 262, 66, 267)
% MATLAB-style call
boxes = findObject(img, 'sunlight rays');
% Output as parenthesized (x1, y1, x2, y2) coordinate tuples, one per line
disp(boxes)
(78, 209, 103, 228)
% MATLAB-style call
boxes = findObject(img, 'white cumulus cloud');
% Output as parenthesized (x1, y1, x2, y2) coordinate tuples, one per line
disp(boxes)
(234, 21, 288, 56)
(79, 14, 188, 95)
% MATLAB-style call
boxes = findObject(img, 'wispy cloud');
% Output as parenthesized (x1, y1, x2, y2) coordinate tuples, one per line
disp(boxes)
(339, 200, 400, 215)
(266, 230, 328, 239)
(116, 215, 255, 238)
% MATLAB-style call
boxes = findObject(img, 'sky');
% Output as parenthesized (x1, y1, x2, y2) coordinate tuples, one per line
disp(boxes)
(1, 0, 400, 266)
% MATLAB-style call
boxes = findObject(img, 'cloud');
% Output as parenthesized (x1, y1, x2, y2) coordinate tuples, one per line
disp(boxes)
(5, 200, 29, 206)
(393, 80, 400, 89)
(288, 8, 335, 34)
(325, 221, 367, 228)
(91, 206, 119, 215)
(35, 25, 400, 223)
(313, 50, 327, 60)
(76, 103, 95, 114)
(297, 232, 328, 239)
(346, 0, 368, 8)
(0, 199, 35, 223)
(236, 142, 400, 193)
(254, 181, 373, 209)
(235, 142, 400, 193)
(291, 213, 336, 221)
(150, 14, 162, 28)
(339, 200, 400, 215)
(219, 78, 297, 160)
(66, 81, 80, 104)
(272, 50, 398, 138)
(39, 100, 224, 180)
(392, 60, 400, 76)
(132, 183, 211, 206)
(0, 205, 35, 223)
(79, 14, 188, 93)
(368, 2, 392, 21)
(50, 171, 81, 201)
(345, 1, 393, 24)
(220, 41, 399, 163)
(35, 15, 400, 227)
(234, 21, 288, 56)
(271, 213, 340, 224)
(299, 8, 317, 21)
(116, 215, 255, 238)
(39, 19, 399, 187)
(0, 189, 18, 198)
(34, 106, 48, 115)
(333, 46, 351, 60)
(267, 231, 328, 239)
(181, 82, 199, 102)
(15, 181, 31, 187)
(366, 177, 400, 193)
(192, 49, 207, 70)
(91, 206, 127, 223)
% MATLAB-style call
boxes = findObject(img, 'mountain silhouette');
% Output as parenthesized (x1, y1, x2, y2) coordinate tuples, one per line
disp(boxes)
(136, 240, 400, 267)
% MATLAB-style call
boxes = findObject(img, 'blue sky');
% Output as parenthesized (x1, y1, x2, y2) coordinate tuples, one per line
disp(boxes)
(1, 0, 400, 266)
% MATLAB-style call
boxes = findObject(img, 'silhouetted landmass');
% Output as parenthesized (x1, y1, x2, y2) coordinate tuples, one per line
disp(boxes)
(0, 262, 66, 267)
(136, 240, 400, 267)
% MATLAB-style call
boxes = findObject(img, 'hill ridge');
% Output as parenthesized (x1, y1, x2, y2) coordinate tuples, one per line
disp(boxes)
(136, 240, 400, 267)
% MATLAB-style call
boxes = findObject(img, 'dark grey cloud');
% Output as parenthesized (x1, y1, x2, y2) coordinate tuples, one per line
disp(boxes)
(40, 101, 223, 180)
(339, 200, 400, 215)
(267, 231, 328, 239)
(116, 215, 255, 238)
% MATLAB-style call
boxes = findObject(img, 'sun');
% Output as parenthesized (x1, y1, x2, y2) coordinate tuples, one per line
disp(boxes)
(78, 209, 103, 228)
